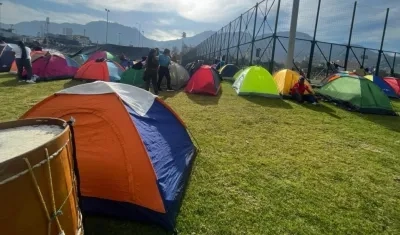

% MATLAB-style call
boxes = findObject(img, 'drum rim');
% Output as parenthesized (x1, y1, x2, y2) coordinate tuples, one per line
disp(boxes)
(0, 117, 70, 183)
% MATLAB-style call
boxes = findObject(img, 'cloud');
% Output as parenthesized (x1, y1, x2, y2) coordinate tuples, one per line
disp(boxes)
(1, 0, 102, 24)
(146, 29, 194, 41)
(45, 0, 259, 23)
(153, 18, 176, 26)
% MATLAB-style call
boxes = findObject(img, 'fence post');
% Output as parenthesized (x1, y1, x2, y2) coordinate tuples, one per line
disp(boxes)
(250, 3, 259, 66)
(236, 14, 243, 65)
(226, 22, 232, 64)
(326, 43, 333, 78)
(209, 34, 214, 61)
(344, 1, 357, 71)
(307, 0, 321, 79)
(269, 0, 281, 73)
(375, 8, 389, 76)
(286, 0, 300, 69)
(219, 28, 226, 60)
(213, 32, 219, 59)
(392, 53, 397, 76)
(361, 48, 366, 67)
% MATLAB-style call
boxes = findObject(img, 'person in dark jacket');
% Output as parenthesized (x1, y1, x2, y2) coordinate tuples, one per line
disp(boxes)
(143, 49, 159, 95)
(157, 48, 173, 91)
(14, 41, 34, 83)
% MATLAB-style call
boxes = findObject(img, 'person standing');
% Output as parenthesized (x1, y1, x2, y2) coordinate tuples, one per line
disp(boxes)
(143, 49, 159, 95)
(157, 49, 173, 91)
(216, 55, 226, 70)
(14, 41, 34, 83)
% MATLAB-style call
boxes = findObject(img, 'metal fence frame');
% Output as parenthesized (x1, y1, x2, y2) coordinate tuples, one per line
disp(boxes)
(182, 0, 399, 80)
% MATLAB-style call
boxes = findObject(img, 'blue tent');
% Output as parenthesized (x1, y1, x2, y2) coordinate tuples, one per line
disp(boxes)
(0, 43, 16, 72)
(365, 75, 398, 98)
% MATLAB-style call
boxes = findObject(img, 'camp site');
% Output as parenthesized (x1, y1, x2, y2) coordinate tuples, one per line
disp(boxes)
(0, 0, 399, 234)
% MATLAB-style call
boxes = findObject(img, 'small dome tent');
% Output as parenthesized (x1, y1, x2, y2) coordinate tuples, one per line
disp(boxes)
(22, 81, 197, 230)
(233, 66, 280, 97)
(74, 59, 125, 82)
(273, 69, 313, 96)
(318, 76, 396, 115)
(185, 65, 221, 95)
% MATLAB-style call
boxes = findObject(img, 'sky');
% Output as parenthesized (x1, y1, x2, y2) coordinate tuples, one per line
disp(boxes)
(1, 0, 399, 51)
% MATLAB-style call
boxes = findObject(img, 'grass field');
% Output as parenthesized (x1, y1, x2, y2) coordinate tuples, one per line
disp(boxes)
(1, 74, 400, 235)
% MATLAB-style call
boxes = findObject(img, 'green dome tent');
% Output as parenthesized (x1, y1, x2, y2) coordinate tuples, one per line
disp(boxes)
(119, 68, 145, 88)
(232, 66, 280, 97)
(318, 76, 396, 115)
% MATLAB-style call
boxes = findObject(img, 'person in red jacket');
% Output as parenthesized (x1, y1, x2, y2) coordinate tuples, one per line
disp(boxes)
(291, 77, 318, 105)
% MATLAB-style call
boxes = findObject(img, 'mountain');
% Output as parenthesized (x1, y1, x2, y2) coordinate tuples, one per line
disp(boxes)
(10, 20, 214, 50)
(8, 20, 391, 69)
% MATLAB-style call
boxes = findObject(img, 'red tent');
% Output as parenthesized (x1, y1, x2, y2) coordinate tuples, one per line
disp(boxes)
(383, 77, 400, 97)
(185, 65, 221, 95)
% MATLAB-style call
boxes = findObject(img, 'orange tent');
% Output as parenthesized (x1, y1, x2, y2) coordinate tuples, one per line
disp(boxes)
(22, 81, 197, 230)
(74, 59, 125, 82)
(273, 69, 313, 96)
(9, 60, 17, 74)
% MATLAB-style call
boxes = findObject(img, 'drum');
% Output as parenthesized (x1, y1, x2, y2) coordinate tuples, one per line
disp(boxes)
(0, 118, 83, 235)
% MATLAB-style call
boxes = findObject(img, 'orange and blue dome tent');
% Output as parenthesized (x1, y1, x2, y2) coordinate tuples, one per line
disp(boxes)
(74, 58, 125, 82)
(22, 81, 197, 230)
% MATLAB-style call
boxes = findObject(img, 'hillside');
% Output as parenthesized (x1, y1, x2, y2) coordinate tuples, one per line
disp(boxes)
(10, 20, 214, 49)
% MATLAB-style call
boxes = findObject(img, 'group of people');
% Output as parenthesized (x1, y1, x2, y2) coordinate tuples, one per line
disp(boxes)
(143, 48, 174, 95)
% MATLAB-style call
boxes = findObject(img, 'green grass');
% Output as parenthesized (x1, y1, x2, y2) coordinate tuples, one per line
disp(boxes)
(1, 74, 400, 234)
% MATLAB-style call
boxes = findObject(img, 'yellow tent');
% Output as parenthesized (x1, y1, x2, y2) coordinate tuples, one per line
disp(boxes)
(273, 69, 313, 96)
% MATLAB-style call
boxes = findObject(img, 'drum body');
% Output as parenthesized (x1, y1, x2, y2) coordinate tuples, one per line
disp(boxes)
(0, 118, 82, 235)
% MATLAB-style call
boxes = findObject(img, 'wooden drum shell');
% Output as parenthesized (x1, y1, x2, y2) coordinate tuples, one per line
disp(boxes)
(0, 118, 82, 235)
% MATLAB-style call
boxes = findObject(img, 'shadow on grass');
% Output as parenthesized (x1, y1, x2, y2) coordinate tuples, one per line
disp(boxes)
(243, 96, 293, 109)
(85, 215, 172, 235)
(0, 73, 14, 79)
(356, 113, 400, 133)
(186, 89, 222, 106)
(0, 78, 29, 87)
(303, 102, 342, 119)
(158, 90, 180, 101)
(63, 79, 86, 88)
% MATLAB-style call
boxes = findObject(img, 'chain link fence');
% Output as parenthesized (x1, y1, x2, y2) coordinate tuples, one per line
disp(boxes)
(182, 0, 399, 82)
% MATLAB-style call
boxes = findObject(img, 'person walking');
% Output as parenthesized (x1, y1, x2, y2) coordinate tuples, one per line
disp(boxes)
(143, 49, 159, 95)
(14, 41, 34, 83)
(157, 48, 173, 91)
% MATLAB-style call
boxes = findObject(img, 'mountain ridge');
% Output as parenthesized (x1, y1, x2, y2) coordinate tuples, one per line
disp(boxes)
(9, 20, 214, 49)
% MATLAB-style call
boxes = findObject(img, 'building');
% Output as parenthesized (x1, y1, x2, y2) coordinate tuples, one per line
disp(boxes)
(62, 28, 73, 38)
(72, 35, 92, 46)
